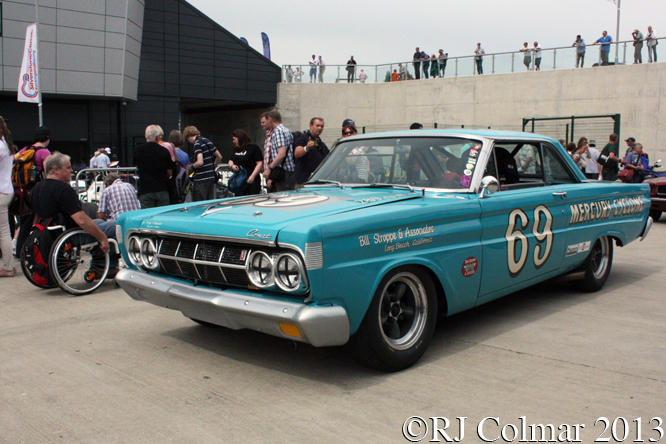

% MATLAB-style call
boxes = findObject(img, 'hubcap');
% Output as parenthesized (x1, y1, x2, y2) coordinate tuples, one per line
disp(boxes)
(378, 272, 428, 350)
(591, 237, 609, 279)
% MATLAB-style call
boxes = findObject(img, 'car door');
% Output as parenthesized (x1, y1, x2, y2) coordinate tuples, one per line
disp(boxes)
(477, 141, 572, 304)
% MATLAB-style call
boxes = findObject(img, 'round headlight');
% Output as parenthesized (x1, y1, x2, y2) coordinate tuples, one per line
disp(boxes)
(127, 236, 142, 266)
(140, 238, 159, 270)
(274, 253, 302, 291)
(246, 251, 274, 288)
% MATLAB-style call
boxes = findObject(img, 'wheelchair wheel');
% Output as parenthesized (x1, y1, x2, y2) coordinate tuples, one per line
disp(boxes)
(49, 229, 110, 296)
(20, 242, 58, 289)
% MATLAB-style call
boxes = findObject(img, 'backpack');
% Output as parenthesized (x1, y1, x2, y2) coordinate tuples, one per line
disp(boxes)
(174, 160, 189, 203)
(22, 217, 58, 287)
(12, 146, 43, 188)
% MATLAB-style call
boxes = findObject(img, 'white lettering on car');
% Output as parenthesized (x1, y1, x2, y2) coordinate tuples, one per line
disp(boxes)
(506, 205, 554, 278)
(569, 197, 644, 225)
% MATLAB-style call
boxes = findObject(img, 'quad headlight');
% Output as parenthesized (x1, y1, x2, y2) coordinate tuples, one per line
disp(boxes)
(274, 253, 302, 291)
(246, 251, 305, 292)
(127, 235, 142, 266)
(247, 251, 274, 288)
(140, 238, 159, 270)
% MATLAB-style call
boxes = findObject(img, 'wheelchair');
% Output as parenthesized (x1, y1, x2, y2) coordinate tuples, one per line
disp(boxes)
(20, 224, 120, 296)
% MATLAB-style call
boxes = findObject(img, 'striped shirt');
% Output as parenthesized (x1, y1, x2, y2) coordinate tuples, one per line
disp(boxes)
(270, 124, 295, 172)
(192, 136, 218, 182)
(98, 179, 141, 221)
(263, 129, 273, 171)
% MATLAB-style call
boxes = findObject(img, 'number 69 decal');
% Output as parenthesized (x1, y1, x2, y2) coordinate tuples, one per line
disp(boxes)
(505, 205, 554, 278)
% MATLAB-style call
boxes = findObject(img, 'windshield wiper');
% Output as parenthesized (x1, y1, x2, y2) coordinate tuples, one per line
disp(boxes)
(349, 183, 415, 192)
(303, 179, 344, 188)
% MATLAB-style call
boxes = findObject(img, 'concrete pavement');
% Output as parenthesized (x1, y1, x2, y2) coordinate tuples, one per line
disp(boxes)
(1, 222, 665, 443)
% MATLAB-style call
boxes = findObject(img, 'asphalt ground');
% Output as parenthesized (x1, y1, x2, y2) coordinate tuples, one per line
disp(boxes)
(1, 222, 665, 443)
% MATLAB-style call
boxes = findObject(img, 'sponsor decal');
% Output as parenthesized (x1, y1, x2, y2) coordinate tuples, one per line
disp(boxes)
(359, 225, 435, 252)
(466, 163, 475, 170)
(462, 257, 478, 277)
(255, 195, 329, 207)
(247, 229, 272, 239)
(569, 196, 645, 225)
(464, 169, 472, 176)
(355, 193, 409, 204)
(468, 150, 478, 158)
(467, 158, 477, 165)
(566, 241, 592, 257)
(460, 175, 472, 187)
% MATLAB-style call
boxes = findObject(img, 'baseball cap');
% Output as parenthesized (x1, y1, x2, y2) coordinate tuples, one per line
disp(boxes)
(34, 126, 50, 137)
(625, 137, 636, 143)
(342, 118, 355, 127)
(105, 147, 111, 154)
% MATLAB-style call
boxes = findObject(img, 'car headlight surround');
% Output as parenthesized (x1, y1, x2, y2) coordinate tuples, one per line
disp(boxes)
(127, 235, 142, 267)
(274, 253, 303, 292)
(140, 238, 159, 270)
(246, 251, 274, 288)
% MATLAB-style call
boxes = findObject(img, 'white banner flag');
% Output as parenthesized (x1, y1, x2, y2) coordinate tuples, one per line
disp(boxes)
(18, 23, 41, 104)
(607, 0, 618, 6)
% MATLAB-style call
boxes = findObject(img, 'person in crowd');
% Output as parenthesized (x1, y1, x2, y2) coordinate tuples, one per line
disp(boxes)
(0, 117, 15, 277)
(359, 70, 368, 83)
(430, 54, 438, 78)
(520, 42, 531, 70)
(398, 63, 407, 80)
(622, 137, 636, 160)
(134, 125, 174, 208)
(285, 65, 294, 83)
(228, 129, 263, 196)
(260, 112, 275, 193)
(413, 47, 422, 80)
(632, 29, 644, 64)
(293, 118, 329, 188)
(600, 133, 620, 181)
(263, 110, 295, 191)
(565, 142, 577, 159)
(438, 50, 448, 77)
(159, 138, 176, 162)
(474, 43, 485, 74)
(410, 123, 423, 130)
(346, 56, 357, 83)
(73, 157, 87, 172)
(89, 150, 100, 169)
(169, 130, 190, 169)
(517, 145, 536, 174)
(183, 125, 222, 202)
(532, 42, 542, 71)
(308, 54, 318, 83)
(421, 52, 430, 79)
(294, 67, 303, 82)
(623, 143, 645, 183)
(573, 35, 586, 68)
(15, 126, 52, 256)
(31, 152, 110, 253)
(341, 124, 370, 182)
(391, 70, 399, 82)
(318, 56, 326, 82)
(584, 140, 601, 179)
(594, 31, 613, 66)
(646, 26, 657, 63)
(95, 173, 140, 238)
(572, 137, 588, 172)
(95, 147, 110, 169)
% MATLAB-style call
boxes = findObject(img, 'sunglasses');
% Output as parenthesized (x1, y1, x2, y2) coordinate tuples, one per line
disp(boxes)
(343, 131, 356, 136)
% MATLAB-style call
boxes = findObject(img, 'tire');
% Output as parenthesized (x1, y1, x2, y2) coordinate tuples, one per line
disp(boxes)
(570, 236, 613, 292)
(19, 242, 57, 289)
(650, 209, 662, 222)
(188, 318, 220, 328)
(349, 266, 437, 372)
(50, 229, 110, 296)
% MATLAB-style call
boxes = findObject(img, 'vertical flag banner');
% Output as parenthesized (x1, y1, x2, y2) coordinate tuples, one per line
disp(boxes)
(240, 37, 248, 45)
(606, 0, 618, 6)
(18, 23, 41, 104)
(261, 32, 271, 60)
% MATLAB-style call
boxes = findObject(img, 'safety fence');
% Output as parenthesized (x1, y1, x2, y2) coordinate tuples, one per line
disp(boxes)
(283, 37, 663, 84)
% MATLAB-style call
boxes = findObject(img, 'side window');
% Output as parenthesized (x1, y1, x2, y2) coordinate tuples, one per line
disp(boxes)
(516, 144, 542, 178)
(542, 143, 577, 184)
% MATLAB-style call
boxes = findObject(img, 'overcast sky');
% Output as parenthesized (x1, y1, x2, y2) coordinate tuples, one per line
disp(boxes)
(188, 0, 666, 68)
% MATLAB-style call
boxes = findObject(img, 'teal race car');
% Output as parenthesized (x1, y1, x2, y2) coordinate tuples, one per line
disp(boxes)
(115, 130, 652, 371)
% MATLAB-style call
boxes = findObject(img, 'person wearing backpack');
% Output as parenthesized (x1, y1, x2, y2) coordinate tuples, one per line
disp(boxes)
(14, 126, 52, 256)
(0, 116, 16, 277)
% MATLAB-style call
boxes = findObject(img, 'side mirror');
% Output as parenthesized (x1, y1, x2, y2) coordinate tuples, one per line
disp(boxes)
(479, 176, 499, 198)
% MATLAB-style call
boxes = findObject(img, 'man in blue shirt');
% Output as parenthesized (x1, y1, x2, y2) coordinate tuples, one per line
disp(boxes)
(595, 31, 613, 66)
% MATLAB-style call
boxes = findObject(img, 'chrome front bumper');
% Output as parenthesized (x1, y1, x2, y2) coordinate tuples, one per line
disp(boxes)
(116, 269, 350, 347)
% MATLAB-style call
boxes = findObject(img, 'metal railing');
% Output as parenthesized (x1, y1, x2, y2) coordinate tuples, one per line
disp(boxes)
(282, 37, 663, 83)
(73, 167, 139, 203)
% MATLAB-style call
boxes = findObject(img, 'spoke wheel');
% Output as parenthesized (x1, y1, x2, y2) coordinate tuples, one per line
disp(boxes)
(20, 242, 57, 289)
(50, 229, 110, 296)
(571, 236, 613, 292)
(350, 266, 437, 372)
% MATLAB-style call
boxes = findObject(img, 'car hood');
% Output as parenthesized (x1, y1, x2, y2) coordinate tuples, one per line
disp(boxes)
(132, 188, 426, 242)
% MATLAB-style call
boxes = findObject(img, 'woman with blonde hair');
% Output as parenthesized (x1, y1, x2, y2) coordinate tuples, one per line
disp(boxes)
(0, 116, 16, 277)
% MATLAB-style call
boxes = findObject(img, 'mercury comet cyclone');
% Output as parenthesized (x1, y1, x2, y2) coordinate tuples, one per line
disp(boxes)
(115, 130, 652, 371)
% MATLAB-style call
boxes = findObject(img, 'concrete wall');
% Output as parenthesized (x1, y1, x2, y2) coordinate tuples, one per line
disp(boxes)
(1, 0, 143, 100)
(278, 63, 666, 162)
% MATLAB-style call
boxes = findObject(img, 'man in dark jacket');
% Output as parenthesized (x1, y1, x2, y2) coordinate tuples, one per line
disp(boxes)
(293, 118, 329, 188)
(134, 125, 174, 209)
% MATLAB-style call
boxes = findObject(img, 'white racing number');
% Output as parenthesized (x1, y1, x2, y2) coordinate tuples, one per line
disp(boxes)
(505, 205, 554, 278)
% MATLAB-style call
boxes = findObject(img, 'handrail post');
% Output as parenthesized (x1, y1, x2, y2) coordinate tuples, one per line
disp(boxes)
(511, 53, 514, 72)
(455, 58, 458, 77)
(622, 42, 627, 64)
(553, 48, 557, 70)
(375, 65, 378, 83)
(491, 54, 495, 74)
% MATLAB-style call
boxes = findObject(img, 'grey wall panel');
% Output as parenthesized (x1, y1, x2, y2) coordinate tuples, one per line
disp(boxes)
(128, 0, 146, 27)
(57, 27, 105, 47)
(4, 2, 38, 22)
(40, 69, 56, 91)
(139, 59, 164, 72)
(179, 73, 213, 87)
(106, 0, 128, 18)
(56, 43, 104, 73)
(126, 19, 143, 42)
(138, 80, 163, 95)
(56, 10, 106, 32)
(3, 66, 20, 91)
(105, 32, 126, 50)
(105, 49, 125, 74)
(123, 76, 138, 99)
(125, 35, 142, 57)
(2, 37, 24, 67)
(105, 16, 127, 34)
(56, 70, 104, 94)
(40, 24, 57, 42)
(104, 73, 123, 96)
(124, 53, 141, 80)
(40, 42, 56, 70)
(57, 0, 105, 15)
(2, 17, 32, 39)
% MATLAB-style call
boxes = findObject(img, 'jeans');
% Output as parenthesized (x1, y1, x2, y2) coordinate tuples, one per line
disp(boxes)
(648, 45, 658, 62)
(346, 68, 355, 83)
(422, 62, 429, 79)
(576, 52, 585, 67)
(413, 62, 420, 79)
(192, 180, 216, 202)
(0, 193, 14, 271)
(475, 59, 483, 74)
(138, 191, 170, 209)
(600, 50, 610, 66)
(94, 219, 117, 239)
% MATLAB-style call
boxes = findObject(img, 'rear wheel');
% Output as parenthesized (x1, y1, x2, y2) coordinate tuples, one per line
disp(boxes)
(50, 229, 110, 296)
(20, 242, 57, 289)
(650, 209, 662, 222)
(349, 266, 437, 372)
(570, 236, 613, 292)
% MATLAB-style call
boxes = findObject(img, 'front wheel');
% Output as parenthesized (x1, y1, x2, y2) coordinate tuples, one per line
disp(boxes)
(570, 236, 613, 292)
(649, 209, 662, 222)
(349, 266, 437, 372)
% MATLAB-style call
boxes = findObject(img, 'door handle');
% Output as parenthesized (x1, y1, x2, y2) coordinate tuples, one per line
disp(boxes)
(553, 192, 567, 199)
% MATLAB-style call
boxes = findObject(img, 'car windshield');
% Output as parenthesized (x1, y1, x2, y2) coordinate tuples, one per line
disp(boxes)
(310, 136, 483, 190)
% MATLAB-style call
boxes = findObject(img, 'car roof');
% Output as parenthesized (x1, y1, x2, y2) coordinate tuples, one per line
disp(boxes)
(347, 129, 560, 145)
